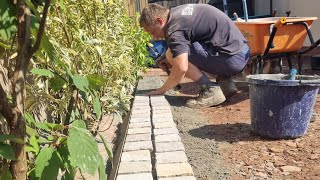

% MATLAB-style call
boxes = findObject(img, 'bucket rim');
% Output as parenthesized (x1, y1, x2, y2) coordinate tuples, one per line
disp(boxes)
(246, 74, 320, 86)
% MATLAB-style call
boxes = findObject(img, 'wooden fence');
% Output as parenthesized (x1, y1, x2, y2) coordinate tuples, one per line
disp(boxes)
(124, 0, 148, 16)
(123, 0, 210, 16)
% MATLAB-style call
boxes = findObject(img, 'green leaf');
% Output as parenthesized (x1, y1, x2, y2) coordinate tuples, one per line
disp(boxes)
(87, 74, 106, 90)
(0, 134, 24, 144)
(62, 171, 74, 180)
(45, 122, 64, 131)
(0, 0, 17, 41)
(40, 151, 62, 180)
(26, 146, 37, 153)
(31, 68, 54, 78)
(35, 122, 51, 132)
(40, 34, 58, 63)
(98, 157, 107, 180)
(25, 112, 36, 126)
(93, 96, 102, 119)
(49, 76, 65, 92)
(27, 125, 40, 137)
(27, 168, 36, 180)
(0, 41, 11, 49)
(57, 137, 67, 146)
(98, 133, 113, 167)
(0, 143, 16, 160)
(57, 145, 72, 171)
(71, 120, 87, 129)
(31, 17, 58, 62)
(35, 146, 54, 177)
(67, 127, 99, 175)
(36, 137, 53, 143)
(0, 163, 12, 180)
(47, 135, 54, 141)
(29, 135, 40, 154)
(72, 74, 89, 92)
(35, 122, 64, 132)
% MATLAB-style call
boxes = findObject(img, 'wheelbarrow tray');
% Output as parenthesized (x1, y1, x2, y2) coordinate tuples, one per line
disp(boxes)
(235, 17, 318, 56)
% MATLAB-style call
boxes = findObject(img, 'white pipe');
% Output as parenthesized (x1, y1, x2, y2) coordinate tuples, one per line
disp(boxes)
(242, 0, 249, 21)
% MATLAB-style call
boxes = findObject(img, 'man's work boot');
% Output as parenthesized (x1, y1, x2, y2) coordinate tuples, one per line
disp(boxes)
(216, 76, 238, 99)
(186, 85, 226, 108)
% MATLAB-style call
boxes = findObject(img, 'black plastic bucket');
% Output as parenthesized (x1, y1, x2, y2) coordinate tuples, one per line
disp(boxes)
(246, 74, 320, 139)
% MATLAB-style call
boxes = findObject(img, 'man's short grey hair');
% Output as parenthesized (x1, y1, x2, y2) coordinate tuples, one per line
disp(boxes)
(139, 3, 169, 27)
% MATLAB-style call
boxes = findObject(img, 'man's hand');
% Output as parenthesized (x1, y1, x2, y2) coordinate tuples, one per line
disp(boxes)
(145, 88, 166, 96)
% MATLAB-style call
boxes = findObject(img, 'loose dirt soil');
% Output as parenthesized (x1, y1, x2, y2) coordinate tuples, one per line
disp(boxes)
(148, 59, 320, 180)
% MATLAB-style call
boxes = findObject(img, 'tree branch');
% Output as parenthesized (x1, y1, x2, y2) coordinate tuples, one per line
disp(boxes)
(0, 85, 14, 123)
(63, 87, 78, 135)
(30, 0, 51, 56)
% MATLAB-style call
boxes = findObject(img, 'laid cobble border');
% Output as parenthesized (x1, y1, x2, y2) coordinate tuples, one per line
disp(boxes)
(116, 76, 196, 180)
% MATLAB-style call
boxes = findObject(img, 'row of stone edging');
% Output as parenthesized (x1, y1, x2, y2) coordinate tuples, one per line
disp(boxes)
(116, 76, 196, 180)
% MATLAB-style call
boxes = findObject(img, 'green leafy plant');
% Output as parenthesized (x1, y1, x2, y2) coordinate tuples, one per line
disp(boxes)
(0, 0, 151, 179)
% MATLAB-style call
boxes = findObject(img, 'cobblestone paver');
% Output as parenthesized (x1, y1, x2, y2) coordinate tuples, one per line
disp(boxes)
(116, 76, 195, 180)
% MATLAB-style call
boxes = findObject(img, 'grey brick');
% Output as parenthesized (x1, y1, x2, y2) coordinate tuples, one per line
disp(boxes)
(121, 150, 151, 162)
(132, 101, 150, 107)
(127, 127, 151, 135)
(131, 113, 150, 119)
(117, 173, 153, 180)
(131, 106, 150, 111)
(155, 134, 181, 143)
(153, 117, 174, 123)
(153, 113, 173, 119)
(133, 97, 149, 102)
(156, 151, 188, 164)
(154, 122, 176, 129)
(131, 109, 151, 115)
(151, 102, 170, 107)
(129, 122, 151, 129)
(150, 96, 167, 102)
(154, 128, 179, 135)
(124, 141, 153, 152)
(153, 109, 172, 114)
(118, 161, 152, 174)
(130, 117, 151, 123)
(126, 133, 151, 142)
(132, 102, 149, 105)
(155, 142, 185, 153)
(152, 106, 171, 111)
(151, 100, 169, 106)
(133, 98, 150, 103)
(156, 163, 194, 178)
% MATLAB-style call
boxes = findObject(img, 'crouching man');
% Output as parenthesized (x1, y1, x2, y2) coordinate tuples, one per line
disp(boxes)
(140, 3, 250, 108)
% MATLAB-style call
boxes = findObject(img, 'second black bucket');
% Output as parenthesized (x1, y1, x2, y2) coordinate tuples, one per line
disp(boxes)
(246, 74, 320, 139)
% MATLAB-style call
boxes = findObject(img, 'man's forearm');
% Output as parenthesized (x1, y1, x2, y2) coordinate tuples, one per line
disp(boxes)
(158, 66, 185, 93)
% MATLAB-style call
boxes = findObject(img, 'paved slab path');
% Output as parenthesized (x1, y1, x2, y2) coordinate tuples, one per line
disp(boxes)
(116, 76, 196, 180)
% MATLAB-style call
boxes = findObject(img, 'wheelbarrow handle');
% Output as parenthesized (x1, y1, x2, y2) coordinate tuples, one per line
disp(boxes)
(274, 17, 286, 28)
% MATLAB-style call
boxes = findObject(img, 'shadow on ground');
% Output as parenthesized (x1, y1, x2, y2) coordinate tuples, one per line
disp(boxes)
(188, 123, 272, 143)
(165, 94, 189, 107)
